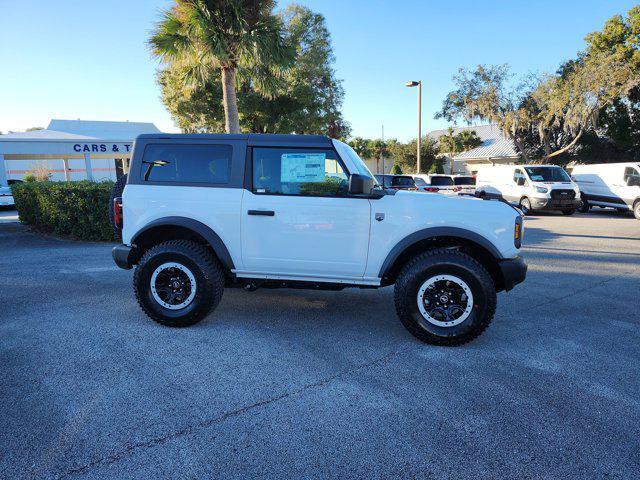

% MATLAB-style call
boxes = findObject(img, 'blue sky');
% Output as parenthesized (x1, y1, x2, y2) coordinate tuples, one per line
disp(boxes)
(0, 0, 637, 141)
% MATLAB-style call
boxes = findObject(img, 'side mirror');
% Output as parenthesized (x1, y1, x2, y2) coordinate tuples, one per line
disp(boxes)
(348, 174, 375, 195)
(516, 177, 526, 186)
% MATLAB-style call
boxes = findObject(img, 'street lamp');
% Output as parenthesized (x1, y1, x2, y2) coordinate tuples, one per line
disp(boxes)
(406, 80, 422, 173)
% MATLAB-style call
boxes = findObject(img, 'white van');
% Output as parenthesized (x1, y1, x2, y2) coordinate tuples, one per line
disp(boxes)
(476, 165, 581, 215)
(571, 162, 640, 219)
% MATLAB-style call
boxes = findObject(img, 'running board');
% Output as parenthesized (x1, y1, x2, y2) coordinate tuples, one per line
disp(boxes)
(232, 271, 381, 287)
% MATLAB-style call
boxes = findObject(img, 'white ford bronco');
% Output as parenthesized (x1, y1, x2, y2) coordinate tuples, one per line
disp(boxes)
(112, 134, 526, 345)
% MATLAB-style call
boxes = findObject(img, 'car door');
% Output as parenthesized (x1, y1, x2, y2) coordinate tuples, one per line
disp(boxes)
(508, 168, 527, 202)
(241, 145, 371, 279)
(617, 166, 640, 207)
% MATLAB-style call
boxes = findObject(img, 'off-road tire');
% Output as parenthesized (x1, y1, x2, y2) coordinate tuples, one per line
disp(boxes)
(520, 197, 532, 216)
(394, 249, 497, 346)
(108, 173, 128, 239)
(133, 240, 224, 327)
(562, 209, 575, 215)
(634, 200, 640, 220)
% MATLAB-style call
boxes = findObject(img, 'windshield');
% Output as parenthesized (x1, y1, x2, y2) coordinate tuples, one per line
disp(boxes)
(453, 176, 475, 186)
(430, 176, 454, 186)
(525, 166, 571, 183)
(332, 140, 376, 181)
(413, 177, 427, 186)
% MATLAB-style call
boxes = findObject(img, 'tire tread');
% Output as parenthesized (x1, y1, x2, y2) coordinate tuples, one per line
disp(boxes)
(394, 248, 497, 346)
(133, 239, 224, 327)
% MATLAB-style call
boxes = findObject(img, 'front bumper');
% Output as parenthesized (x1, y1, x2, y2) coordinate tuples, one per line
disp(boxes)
(499, 256, 527, 291)
(112, 244, 136, 270)
(531, 197, 581, 211)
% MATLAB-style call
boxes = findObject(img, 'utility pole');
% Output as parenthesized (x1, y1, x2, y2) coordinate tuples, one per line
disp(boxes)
(406, 81, 422, 173)
(381, 124, 385, 175)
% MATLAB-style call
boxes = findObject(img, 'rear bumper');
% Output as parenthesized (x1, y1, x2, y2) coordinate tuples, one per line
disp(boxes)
(499, 256, 527, 291)
(0, 195, 14, 206)
(112, 244, 136, 270)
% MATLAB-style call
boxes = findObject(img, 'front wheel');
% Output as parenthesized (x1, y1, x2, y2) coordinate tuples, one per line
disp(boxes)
(133, 240, 224, 327)
(520, 197, 532, 215)
(634, 201, 640, 220)
(562, 209, 575, 216)
(577, 199, 590, 213)
(394, 249, 497, 346)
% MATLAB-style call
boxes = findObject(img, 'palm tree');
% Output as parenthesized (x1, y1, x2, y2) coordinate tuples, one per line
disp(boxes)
(457, 129, 482, 151)
(150, 0, 295, 133)
(438, 128, 462, 175)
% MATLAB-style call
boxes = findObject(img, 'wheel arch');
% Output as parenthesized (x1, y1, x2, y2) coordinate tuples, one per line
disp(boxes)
(379, 228, 506, 290)
(131, 217, 235, 271)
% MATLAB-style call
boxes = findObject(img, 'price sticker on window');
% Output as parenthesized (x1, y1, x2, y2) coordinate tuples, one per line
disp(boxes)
(281, 153, 326, 182)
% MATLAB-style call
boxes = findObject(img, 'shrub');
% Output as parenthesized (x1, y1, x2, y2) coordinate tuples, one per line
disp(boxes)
(390, 163, 403, 174)
(11, 181, 115, 241)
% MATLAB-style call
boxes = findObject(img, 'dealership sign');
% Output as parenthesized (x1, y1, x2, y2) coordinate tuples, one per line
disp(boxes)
(73, 143, 132, 153)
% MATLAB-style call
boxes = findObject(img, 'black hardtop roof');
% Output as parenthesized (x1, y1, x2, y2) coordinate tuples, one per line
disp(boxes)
(135, 133, 333, 148)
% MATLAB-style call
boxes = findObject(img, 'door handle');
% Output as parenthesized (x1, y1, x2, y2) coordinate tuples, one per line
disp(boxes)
(247, 210, 275, 216)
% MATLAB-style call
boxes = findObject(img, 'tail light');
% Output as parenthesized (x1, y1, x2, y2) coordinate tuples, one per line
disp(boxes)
(114, 197, 123, 230)
(425, 187, 440, 192)
(453, 187, 461, 192)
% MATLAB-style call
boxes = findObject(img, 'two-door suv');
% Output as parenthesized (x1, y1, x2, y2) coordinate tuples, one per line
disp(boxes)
(112, 134, 527, 345)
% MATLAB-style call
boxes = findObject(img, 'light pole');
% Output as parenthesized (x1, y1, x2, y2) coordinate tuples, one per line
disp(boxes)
(406, 81, 422, 173)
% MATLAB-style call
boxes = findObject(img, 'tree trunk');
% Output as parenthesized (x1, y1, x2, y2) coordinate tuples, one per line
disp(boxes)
(505, 124, 532, 163)
(449, 153, 454, 175)
(221, 67, 240, 134)
(543, 128, 584, 162)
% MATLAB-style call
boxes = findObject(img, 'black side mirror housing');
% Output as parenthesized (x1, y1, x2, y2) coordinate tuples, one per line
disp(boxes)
(516, 177, 526, 186)
(348, 174, 375, 195)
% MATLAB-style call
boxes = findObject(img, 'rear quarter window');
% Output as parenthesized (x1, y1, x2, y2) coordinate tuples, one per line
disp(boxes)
(141, 144, 232, 184)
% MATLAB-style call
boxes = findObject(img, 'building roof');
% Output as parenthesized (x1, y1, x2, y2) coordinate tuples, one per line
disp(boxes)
(427, 124, 519, 160)
(0, 119, 160, 142)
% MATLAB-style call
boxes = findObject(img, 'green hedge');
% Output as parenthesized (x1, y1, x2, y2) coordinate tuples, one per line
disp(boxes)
(11, 181, 115, 241)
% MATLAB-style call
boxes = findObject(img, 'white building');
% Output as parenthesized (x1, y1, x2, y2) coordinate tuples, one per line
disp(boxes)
(428, 124, 520, 175)
(0, 119, 160, 185)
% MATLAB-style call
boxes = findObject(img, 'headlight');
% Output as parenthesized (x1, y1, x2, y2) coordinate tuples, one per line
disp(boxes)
(535, 186, 548, 194)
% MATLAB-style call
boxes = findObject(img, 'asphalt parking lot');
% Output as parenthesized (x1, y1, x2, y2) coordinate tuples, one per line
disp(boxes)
(1, 209, 639, 479)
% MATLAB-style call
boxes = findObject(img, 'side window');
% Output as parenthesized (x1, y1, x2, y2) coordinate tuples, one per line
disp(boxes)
(141, 144, 232, 184)
(624, 167, 640, 186)
(514, 169, 526, 185)
(252, 147, 348, 196)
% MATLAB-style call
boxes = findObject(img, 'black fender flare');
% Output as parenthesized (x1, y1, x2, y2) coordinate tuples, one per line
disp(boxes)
(131, 216, 235, 270)
(378, 227, 503, 278)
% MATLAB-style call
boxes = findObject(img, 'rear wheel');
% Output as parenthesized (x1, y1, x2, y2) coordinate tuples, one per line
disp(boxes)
(520, 197, 532, 215)
(562, 209, 575, 215)
(133, 240, 224, 327)
(394, 249, 497, 346)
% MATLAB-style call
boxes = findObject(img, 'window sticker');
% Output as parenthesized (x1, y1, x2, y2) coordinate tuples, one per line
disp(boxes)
(530, 175, 544, 181)
(281, 153, 326, 182)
